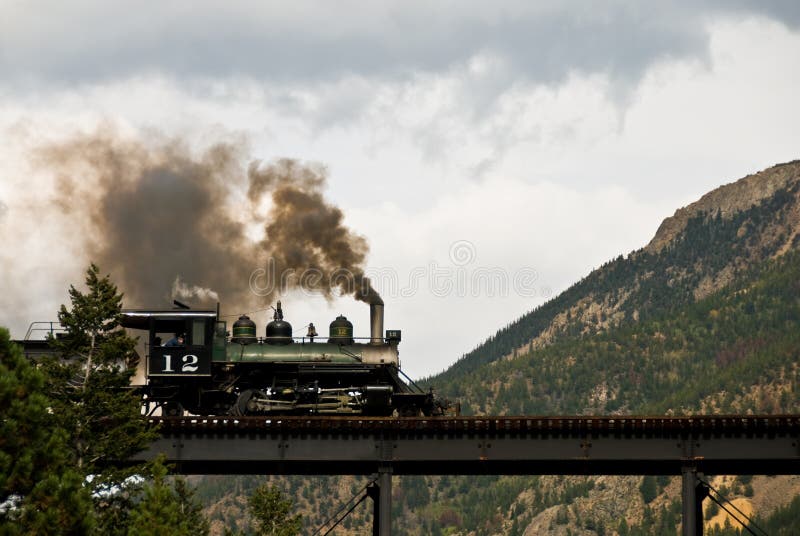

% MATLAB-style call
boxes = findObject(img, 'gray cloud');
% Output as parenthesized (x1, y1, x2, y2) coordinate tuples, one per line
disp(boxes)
(722, 0, 800, 25)
(1, 1, 796, 90)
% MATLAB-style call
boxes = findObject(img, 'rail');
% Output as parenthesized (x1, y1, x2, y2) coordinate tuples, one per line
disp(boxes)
(148, 414, 800, 434)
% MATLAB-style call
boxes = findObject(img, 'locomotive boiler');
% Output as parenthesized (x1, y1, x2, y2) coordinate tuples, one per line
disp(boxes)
(121, 300, 452, 417)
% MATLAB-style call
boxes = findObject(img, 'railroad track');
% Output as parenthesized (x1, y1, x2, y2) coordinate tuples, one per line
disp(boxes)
(150, 414, 800, 434)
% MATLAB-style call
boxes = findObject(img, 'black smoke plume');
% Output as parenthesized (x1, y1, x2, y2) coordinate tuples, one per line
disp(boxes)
(248, 159, 382, 304)
(35, 129, 381, 312)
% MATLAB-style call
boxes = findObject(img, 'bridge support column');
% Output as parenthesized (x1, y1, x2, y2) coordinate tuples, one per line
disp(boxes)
(367, 483, 379, 536)
(368, 466, 393, 536)
(681, 467, 709, 536)
(378, 465, 392, 536)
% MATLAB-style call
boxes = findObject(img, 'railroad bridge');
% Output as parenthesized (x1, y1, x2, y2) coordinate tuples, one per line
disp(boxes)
(137, 415, 800, 536)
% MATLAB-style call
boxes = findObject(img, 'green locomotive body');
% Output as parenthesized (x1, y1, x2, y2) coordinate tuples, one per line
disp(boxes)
(121, 301, 449, 417)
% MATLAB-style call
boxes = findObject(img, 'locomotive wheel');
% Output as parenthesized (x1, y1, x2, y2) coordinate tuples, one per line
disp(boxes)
(232, 389, 263, 416)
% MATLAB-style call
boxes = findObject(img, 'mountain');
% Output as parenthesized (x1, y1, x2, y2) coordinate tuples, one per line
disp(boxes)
(408, 160, 800, 535)
(196, 161, 800, 534)
(427, 160, 800, 418)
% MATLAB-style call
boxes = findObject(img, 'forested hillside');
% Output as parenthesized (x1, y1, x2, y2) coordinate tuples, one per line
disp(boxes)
(197, 161, 800, 535)
(428, 160, 800, 401)
(437, 248, 800, 417)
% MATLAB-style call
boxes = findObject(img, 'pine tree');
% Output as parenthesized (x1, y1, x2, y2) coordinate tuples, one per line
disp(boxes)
(174, 476, 211, 535)
(639, 475, 658, 504)
(127, 459, 209, 536)
(248, 483, 302, 536)
(42, 264, 158, 528)
(0, 327, 94, 534)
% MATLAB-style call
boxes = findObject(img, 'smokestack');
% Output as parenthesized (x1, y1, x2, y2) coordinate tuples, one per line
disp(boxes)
(370, 300, 384, 345)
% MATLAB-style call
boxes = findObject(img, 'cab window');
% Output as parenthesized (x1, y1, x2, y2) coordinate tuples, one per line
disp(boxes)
(191, 319, 205, 346)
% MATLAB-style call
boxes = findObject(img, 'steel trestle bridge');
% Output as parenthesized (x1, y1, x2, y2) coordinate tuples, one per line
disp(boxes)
(136, 414, 800, 536)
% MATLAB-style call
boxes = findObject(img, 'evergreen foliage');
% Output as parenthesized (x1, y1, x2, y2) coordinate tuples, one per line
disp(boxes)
(2, 264, 215, 535)
(174, 477, 211, 534)
(42, 264, 158, 521)
(127, 459, 209, 536)
(639, 476, 658, 504)
(248, 483, 302, 536)
(44, 264, 155, 476)
(0, 327, 94, 535)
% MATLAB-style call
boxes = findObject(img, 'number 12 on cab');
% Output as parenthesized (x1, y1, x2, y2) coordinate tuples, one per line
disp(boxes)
(149, 347, 212, 376)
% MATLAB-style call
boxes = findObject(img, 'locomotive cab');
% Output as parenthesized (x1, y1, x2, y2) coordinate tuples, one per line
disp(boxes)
(121, 310, 218, 377)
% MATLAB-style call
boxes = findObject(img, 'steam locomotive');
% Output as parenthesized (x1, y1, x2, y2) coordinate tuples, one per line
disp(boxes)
(120, 300, 453, 417)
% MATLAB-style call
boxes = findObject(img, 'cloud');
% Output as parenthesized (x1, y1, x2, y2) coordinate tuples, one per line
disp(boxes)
(2, 1, 792, 91)
(1, 11, 799, 376)
(721, 0, 800, 26)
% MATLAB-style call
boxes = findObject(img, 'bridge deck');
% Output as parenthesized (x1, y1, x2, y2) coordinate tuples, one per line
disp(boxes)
(138, 415, 800, 475)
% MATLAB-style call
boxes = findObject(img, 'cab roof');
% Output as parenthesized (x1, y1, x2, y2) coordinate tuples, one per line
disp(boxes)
(121, 310, 217, 330)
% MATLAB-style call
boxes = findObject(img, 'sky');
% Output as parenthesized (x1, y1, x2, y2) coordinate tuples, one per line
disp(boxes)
(1, 1, 800, 378)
